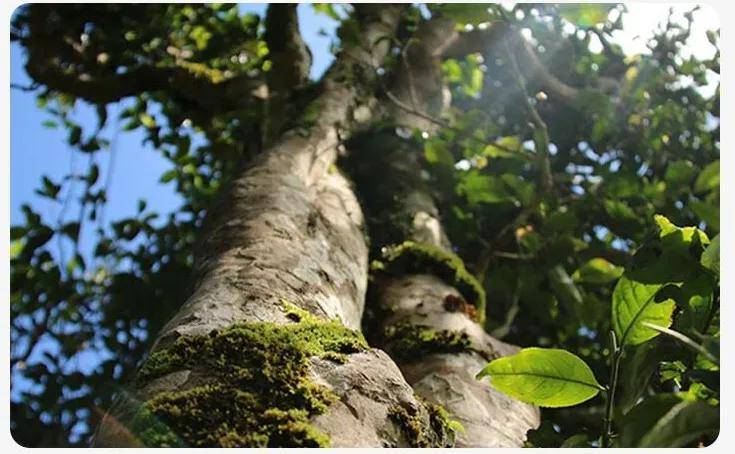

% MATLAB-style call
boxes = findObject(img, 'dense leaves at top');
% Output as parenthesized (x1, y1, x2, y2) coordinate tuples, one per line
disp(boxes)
(10, 3, 718, 447)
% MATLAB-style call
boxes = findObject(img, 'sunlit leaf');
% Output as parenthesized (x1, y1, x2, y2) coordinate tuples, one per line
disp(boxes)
(611, 275, 675, 346)
(477, 347, 603, 407)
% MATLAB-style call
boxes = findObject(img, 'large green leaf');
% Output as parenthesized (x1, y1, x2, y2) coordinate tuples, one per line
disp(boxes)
(456, 171, 513, 205)
(611, 275, 675, 346)
(618, 394, 719, 447)
(572, 258, 623, 284)
(476, 348, 603, 408)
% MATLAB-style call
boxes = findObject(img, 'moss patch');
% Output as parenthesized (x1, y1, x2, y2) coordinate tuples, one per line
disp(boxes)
(378, 241, 486, 322)
(132, 309, 368, 447)
(383, 322, 472, 363)
(388, 399, 458, 447)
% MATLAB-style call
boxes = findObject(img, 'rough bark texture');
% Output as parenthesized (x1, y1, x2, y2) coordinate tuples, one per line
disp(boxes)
(347, 133, 540, 447)
(93, 6, 455, 448)
(345, 17, 540, 446)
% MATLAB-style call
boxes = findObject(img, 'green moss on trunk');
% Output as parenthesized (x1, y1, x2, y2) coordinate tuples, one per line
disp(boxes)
(383, 322, 472, 363)
(375, 241, 486, 322)
(131, 309, 368, 447)
(388, 399, 459, 447)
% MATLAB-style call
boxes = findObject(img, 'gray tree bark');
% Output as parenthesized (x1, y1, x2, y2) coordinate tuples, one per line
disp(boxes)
(345, 17, 539, 447)
(93, 6, 538, 448)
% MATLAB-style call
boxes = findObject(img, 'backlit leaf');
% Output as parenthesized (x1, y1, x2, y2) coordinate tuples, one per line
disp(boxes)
(477, 347, 602, 407)
(611, 275, 675, 346)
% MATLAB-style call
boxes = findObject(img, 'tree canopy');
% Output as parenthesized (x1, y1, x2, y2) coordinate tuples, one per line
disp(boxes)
(10, 3, 719, 447)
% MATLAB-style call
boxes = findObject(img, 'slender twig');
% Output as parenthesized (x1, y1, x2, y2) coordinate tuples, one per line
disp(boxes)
(10, 82, 40, 92)
(97, 106, 120, 233)
(642, 322, 718, 364)
(503, 37, 554, 195)
(603, 331, 622, 448)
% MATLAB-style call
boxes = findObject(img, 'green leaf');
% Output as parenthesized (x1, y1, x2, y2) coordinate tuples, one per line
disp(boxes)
(604, 199, 640, 234)
(700, 234, 720, 278)
(611, 275, 675, 346)
(476, 347, 603, 408)
(456, 171, 513, 206)
(36, 176, 61, 200)
(442, 59, 463, 83)
(68, 125, 82, 145)
(557, 4, 613, 28)
(139, 113, 157, 129)
(694, 160, 719, 193)
(674, 273, 715, 332)
(618, 394, 718, 447)
(10, 239, 24, 260)
(159, 169, 178, 183)
(190, 25, 212, 50)
(41, 119, 58, 129)
(572, 258, 623, 284)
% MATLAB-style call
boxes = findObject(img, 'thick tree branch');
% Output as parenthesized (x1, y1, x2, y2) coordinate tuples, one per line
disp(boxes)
(18, 4, 263, 113)
(263, 3, 312, 146)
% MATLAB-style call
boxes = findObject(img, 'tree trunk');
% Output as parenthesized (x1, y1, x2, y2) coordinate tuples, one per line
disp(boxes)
(93, 6, 538, 448)
(345, 130, 539, 447)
